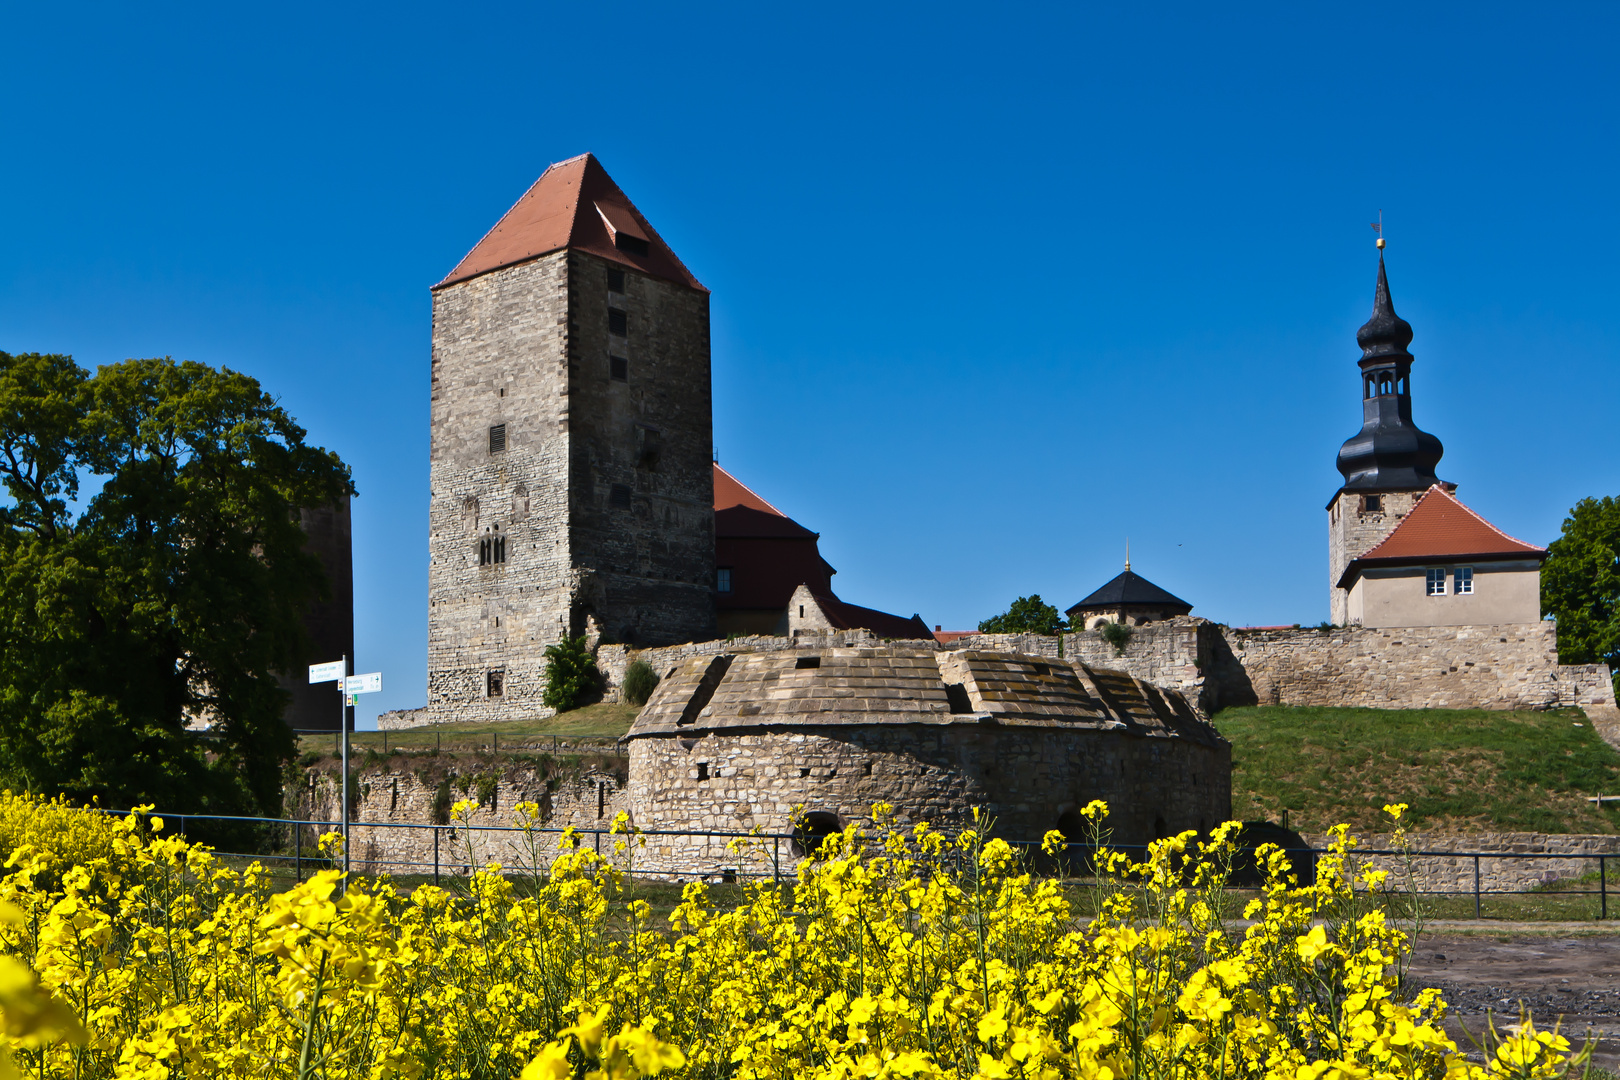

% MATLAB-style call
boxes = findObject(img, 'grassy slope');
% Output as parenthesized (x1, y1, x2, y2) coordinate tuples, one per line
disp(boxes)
(1215, 705, 1620, 835)
(297, 701, 641, 756)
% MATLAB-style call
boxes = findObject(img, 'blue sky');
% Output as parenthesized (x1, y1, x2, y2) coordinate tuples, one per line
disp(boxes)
(4, 4, 1618, 726)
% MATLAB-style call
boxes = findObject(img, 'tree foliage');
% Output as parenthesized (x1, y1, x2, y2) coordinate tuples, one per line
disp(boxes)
(1542, 495, 1620, 697)
(0, 351, 352, 818)
(977, 594, 1068, 635)
(543, 635, 601, 712)
(621, 659, 659, 707)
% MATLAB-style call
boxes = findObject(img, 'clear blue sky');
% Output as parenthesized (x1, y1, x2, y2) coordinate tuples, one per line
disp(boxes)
(5, 4, 1618, 726)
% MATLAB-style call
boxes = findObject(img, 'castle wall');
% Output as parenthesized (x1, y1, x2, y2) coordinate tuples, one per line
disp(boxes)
(1348, 560, 1543, 628)
(626, 725, 1231, 876)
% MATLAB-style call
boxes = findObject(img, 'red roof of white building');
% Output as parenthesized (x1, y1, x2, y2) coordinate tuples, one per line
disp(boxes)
(1338, 485, 1545, 587)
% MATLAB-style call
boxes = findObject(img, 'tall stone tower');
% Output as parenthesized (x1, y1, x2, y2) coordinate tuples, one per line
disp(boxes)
(1326, 252, 1450, 624)
(428, 154, 715, 721)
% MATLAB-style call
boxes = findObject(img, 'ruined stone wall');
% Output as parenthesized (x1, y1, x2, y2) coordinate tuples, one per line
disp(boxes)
(428, 254, 575, 725)
(626, 725, 1231, 877)
(293, 757, 631, 877)
(1309, 831, 1620, 895)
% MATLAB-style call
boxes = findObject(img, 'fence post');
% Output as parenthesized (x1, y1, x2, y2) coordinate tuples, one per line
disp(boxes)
(1601, 855, 1607, 920)
(595, 830, 601, 856)
(494, 733, 498, 754)
(295, 826, 303, 883)
(434, 827, 440, 887)
(436, 731, 440, 754)
(1473, 855, 1482, 919)
(774, 836, 780, 887)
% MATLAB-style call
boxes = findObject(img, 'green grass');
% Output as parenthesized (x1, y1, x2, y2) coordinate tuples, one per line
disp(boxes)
(297, 700, 641, 757)
(1215, 705, 1620, 835)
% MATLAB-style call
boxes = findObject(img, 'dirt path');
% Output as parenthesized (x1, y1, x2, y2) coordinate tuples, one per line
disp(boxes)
(1408, 933, 1620, 1070)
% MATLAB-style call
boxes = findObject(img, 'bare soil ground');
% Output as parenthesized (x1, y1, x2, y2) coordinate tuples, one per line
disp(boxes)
(1407, 933, 1620, 1071)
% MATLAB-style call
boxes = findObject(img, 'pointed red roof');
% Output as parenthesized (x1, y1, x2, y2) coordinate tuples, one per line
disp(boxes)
(713, 463, 783, 515)
(434, 154, 706, 292)
(1338, 485, 1545, 587)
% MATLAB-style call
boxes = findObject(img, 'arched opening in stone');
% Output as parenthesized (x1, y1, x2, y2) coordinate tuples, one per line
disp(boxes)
(791, 811, 843, 858)
(1153, 815, 1169, 841)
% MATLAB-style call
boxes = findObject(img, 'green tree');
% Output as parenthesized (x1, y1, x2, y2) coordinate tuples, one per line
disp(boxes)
(977, 594, 1068, 635)
(1542, 495, 1620, 698)
(543, 635, 601, 712)
(0, 352, 352, 819)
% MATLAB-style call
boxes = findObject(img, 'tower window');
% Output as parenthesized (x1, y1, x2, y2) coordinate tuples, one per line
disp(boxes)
(1454, 566, 1474, 595)
(1426, 568, 1446, 596)
(607, 267, 625, 293)
(717, 567, 732, 593)
(1362, 494, 1381, 512)
(610, 483, 632, 509)
(489, 424, 506, 453)
(610, 355, 628, 381)
(487, 670, 504, 697)
(608, 309, 628, 336)
(479, 535, 506, 566)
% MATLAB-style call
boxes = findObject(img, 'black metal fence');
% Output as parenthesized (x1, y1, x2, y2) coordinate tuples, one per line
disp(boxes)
(77, 808, 1615, 920)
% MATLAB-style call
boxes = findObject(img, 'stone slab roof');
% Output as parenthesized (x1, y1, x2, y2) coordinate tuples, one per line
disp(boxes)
(625, 646, 1223, 747)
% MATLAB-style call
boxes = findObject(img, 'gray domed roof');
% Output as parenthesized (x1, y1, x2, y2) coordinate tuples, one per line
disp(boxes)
(1065, 570, 1192, 616)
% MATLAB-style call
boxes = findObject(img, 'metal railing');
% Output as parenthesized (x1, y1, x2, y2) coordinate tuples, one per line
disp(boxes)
(291, 729, 626, 757)
(71, 808, 1615, 919)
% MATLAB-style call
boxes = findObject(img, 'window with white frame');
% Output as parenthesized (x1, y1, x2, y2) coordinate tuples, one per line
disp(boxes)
(1454, 566, 1474, 594)
(1426, 568, 1446, 596)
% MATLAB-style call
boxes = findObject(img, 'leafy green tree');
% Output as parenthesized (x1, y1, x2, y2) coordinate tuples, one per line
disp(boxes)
(543, 635, 601, 712)
(0, 352, 352, 819)
(621, 660, 660, 707)
(1542, 496, 1620, 697)
(977, 594, 1068, 635)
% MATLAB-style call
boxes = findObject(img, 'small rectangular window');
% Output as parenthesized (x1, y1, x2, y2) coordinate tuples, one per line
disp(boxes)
(1426, 568, 1446, 596)
(1363, 494, 1382, 512)
(716, 567, 732, 593)
(489, 424, 506, 453)
(1454, 566, 1473, 594)
(615, 234, 650, 257)
(795, 656, 821, 669)
(607, 267, 625, 293)
(610, 483, 632, 508)
(696, 762, 709, 782)
(487, 670, 504, 697)
(608, 308, 628, 336)
(610, 355, 628, 381)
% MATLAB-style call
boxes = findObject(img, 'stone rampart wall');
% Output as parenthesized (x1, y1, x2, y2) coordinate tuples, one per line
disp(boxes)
(1310, 832, 1620, 894)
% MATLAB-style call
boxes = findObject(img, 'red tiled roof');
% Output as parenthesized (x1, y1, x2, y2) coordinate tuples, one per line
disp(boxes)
(1338, 485, 1546, 587)
(434, 154, 706, 292)
(713, 464, 783, 515)
(933, 630, 978, 645)
(808, 592, 933, 641)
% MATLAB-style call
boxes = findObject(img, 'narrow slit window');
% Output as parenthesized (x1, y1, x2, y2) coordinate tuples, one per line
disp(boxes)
(1454, 566, 1473, 595)
(1426, 568, 1446, 596)
(608, 308, 628, 336)
(487, 670, 504, 697)
(489, 424, 506, 453)
(610, 483, 632, 509)
(610, 355, 628, 381)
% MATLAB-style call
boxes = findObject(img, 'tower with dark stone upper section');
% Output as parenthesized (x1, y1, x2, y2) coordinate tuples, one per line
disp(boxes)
(1327, 253, 1452, 624)
(427, 154, 715, 722)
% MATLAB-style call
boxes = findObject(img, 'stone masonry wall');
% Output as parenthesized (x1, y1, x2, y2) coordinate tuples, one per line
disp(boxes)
(293, 758, 630, 877)
(626, 725, 1231, 878)
(428, 254, 575, 725)
(1307, 831, 1620, 895)
(1328, 488, 1425, 626)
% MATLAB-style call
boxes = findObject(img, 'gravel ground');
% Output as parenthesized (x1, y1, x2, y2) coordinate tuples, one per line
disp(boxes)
(1406, 935, 1620, 1071)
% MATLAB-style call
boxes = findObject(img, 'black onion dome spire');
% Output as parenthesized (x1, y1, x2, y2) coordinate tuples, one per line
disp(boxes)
(1334, 254, 1445, 494)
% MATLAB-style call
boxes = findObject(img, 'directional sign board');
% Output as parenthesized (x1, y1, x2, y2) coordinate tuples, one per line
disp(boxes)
(344, 672, 382, 695)
(309, 660, 346, 684)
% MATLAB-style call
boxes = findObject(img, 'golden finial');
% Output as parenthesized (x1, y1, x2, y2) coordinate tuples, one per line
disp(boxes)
(1125, 538, 1131, 572)
(1371, 210, 1385, 250)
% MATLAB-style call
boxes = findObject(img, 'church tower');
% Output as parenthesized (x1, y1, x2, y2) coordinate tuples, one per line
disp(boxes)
(1326, 251, 1450, 624)
(427, 154, 715, 721)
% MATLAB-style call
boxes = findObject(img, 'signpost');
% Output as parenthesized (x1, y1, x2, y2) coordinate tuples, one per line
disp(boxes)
(308, 659, 382, 882)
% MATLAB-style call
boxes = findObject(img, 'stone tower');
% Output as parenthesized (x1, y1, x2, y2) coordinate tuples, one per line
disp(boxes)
(1327, 253, 1450, 624)
(427, 154, 715, 721)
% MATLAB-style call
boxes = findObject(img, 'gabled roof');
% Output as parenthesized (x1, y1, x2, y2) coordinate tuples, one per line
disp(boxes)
(435, 153, 706, 292)
(716, 505, 819, 540)
(1338, 484, 1546, 587)
(805, 591, 933, 641)
(1065, 569, 1193, 616)
(713, 464, 783, 515)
